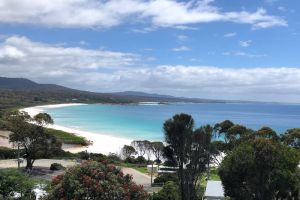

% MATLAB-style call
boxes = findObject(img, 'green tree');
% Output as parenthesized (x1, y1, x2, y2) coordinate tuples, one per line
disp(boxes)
(0, 168, 35, 199)
(150, 141, 164, 163)
(6, 111, 62, 170)
(131, 140, 151, 157)
(151, 181, 180, 200)
(121, 144, 136, 159)
(44, 161, 148, 200)
(214, 120, 254, 151)
(219, 138, 300, 200)
(281, 128, 300, 150)
(163, 114, 212, 200)
(256, 126, 279, 141)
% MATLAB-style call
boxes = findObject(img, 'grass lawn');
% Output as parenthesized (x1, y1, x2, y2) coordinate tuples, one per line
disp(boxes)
(119, 163, 148, 174)
(47, 128, 88, 146)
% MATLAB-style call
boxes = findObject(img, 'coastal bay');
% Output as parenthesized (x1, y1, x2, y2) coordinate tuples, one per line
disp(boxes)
(19, 102, 300, 154)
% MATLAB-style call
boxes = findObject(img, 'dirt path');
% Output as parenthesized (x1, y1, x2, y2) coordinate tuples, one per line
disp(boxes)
(121, 167, 161, 193)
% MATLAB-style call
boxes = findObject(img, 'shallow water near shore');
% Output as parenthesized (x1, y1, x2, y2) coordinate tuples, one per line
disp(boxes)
(43, 103, 300, 141)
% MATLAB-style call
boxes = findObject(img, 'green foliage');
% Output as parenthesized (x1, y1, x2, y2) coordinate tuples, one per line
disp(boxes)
(281, 128, 300, 150)
(106, 153, 122, 164)
(256, 126, 279, 141)
(163, 114, 212, 200)
(0, 147, 17, 159)
(121, 144, 136, 158)
(47, 128, 88, 145)
(151, 181, 180, 200)
(219, 138, 300, 200)
(135, 156, 147, 164)
(154, 174, 178, 184)
(150, 141, 164, 163)
(77, 150, 90, 160)
(131, 140, 151, 157)
(44, 161, 148, 200)
(50, 163, 65, 171)
(0, 168, 35, 199)
(124, 156, 136, 163)
(33, 113, 53, 126)
(6, 111, 62, 169)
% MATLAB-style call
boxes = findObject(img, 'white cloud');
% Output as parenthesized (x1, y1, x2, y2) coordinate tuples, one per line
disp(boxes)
(0, 36, 138, 72)
(177, 35, 189, 41)
(278, 6, 286, 12)
(1, 36, 300, 103)
(224, 32, 237, 38)
(223, 51, 266, 58)
(171, 46, 190, 52)
(0, 0, 287, 29)
(239, 40, 252, 47)
(79, 41, 89, 45)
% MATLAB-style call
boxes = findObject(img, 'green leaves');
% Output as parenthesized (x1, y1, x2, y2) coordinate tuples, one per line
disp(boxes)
(45, 161, 148, 200)
(219, 138, 300, 200)
(6, 111, 61, 169)
(0, 168, 35, 199)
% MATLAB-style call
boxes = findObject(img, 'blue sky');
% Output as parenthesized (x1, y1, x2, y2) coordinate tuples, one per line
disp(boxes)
(0, 0, 300, 102)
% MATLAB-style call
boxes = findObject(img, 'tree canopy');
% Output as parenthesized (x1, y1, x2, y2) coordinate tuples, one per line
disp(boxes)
(281, 128, 300, 150)
(219, 138, 300, 200)
(6, 111, 62, 169)
(163, 113, 212, 200)
(121, 144, 136, 159)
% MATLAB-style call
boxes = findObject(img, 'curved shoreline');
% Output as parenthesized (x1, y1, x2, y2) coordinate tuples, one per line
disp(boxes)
(21, 104, 132, 155)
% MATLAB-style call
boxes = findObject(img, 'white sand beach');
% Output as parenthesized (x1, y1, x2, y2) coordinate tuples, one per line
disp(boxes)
(20, 104, 132, 155)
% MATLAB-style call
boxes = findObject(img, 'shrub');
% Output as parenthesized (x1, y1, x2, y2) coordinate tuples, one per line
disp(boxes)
(124, 156, 136, 163)
(135, 156, 147, 164)
(50, 163, 65, 171)
(154, 173, 178, 184)
(44, 161, 148, 200)
(0, 168, 35, 199)
(0, 119, 7, 129)
(0, 147, 17, 159)
(151, 181, 180, 200)
(77, 150, 90, 160)
(89, 153, 107, 162)
(106, 153, 122, 164)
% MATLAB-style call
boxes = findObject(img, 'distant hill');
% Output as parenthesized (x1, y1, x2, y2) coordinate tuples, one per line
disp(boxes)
(113, 91, 228, 103)
(0, 76, 251, 117)
(0, 77, 229, 103)
(0, 77, 68, 91)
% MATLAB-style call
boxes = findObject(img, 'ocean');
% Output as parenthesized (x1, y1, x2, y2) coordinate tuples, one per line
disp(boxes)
(44, 103, 300, 141)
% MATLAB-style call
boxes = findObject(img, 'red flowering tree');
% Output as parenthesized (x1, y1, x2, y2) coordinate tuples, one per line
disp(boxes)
(44, 161, 148, 200)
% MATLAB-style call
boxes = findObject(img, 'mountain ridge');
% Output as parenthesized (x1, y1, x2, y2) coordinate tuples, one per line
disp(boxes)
(0, 76, 237, 103)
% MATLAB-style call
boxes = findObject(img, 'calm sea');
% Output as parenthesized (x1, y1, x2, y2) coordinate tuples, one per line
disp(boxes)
(44, 103, 300, 141)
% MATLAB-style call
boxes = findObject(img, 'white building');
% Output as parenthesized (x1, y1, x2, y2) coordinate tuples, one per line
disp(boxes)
(203, 180, 225, 200)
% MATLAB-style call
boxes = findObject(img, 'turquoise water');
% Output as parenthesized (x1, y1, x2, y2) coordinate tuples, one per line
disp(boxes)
(44, 103, 300, 141)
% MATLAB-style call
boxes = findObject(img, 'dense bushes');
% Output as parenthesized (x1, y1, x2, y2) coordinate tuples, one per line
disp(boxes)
(0, 147, 18, 159)
(124, 156, 148, 165)
(219, 138, 300, 199)
(44, 161, 148, 200)
(50, 163, 65, 171)
(154, 174, 178, 184)
(0, 168, 36, 199)
(151, 181, 180, 200)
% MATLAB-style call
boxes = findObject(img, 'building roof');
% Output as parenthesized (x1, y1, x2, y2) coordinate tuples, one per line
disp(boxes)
(204, 181, 225, 198)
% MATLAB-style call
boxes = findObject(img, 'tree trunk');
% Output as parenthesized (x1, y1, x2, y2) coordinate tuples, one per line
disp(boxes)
(26, 158, 33, 170)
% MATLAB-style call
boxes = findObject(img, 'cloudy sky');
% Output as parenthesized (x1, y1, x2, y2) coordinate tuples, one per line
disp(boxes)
(0, 0, 300, 103)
